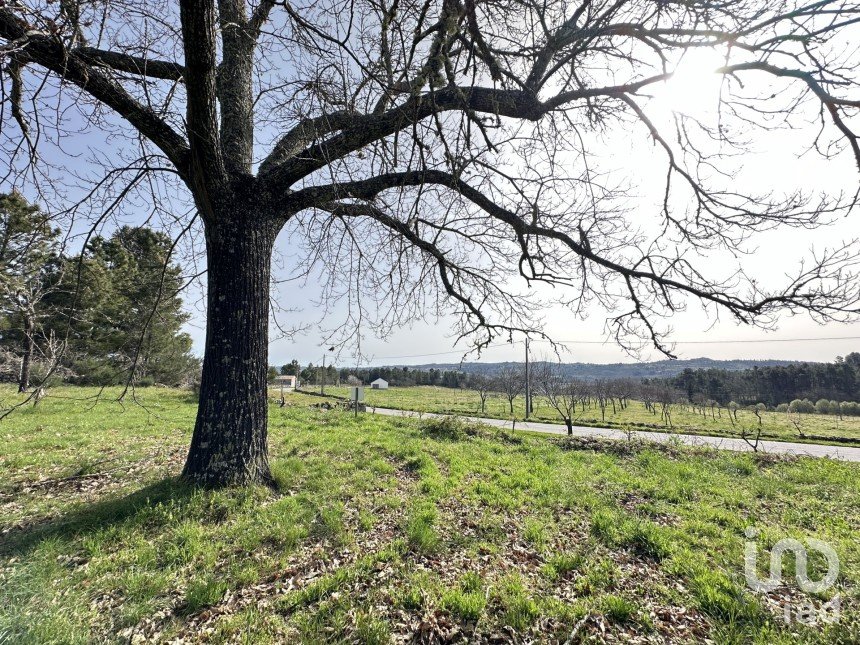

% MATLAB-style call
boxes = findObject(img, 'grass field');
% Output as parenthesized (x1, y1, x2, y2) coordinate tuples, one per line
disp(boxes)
(311, 385, 860, 445)
(2, 387, 859, 643)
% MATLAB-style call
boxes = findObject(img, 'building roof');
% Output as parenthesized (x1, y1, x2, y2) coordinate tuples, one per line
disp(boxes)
(370, 378, 387, 384)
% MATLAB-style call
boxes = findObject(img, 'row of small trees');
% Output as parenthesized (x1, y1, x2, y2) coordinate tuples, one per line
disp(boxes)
(470, 364, 688, 434)
(469, 364, 860, 435)
(779, 399, 860, 418)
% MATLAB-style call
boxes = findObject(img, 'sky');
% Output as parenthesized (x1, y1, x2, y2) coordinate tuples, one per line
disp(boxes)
(5, 20, 860, 370)
(262, 48, 860, 368)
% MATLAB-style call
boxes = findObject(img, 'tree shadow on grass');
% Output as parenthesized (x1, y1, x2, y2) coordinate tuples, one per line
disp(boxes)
(0, 477, 197, 558)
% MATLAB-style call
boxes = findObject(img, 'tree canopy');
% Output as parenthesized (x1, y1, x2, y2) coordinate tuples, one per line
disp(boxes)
(0, 192, 62, 390)
(3, 0, 860, 484)
(664, 356, 860, 407)
(54, 226, 198, 386)
(0, 194, 198, 388)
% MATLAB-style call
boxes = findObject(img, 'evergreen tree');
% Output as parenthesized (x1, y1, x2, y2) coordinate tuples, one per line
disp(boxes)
(280, 360, 300, 376)
(53, 227, 197, 386)
(0, 193, 62, 391)
(664, 356, 860, 407)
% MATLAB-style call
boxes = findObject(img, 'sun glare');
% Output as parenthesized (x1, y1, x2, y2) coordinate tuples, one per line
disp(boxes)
(654, 49, 727, 117)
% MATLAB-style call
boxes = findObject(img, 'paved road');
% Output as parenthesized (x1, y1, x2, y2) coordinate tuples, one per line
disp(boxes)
(370, 407, 860, 462)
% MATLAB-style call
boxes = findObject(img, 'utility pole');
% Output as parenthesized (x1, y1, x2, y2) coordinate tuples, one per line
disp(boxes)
(524, 337, 532, 418)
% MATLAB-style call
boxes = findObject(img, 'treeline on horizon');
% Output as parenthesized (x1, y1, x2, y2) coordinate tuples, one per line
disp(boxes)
(272, 360, 473, 389)
(659, 353, 860, 408)
(276, 352, 860, 412)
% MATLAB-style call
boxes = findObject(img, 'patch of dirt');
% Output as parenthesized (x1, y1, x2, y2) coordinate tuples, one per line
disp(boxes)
(74, 453, 709, 643)
(299, 492, 710, 644)
(756, 584, 847, 629)
(616, 492, 677, 527)
(2, 447, 186, 499)
(554, 436, 687, 459)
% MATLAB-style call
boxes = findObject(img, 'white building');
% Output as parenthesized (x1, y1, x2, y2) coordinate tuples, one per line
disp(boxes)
(275, 375, 297, 390)
(370, 378, 389, 390)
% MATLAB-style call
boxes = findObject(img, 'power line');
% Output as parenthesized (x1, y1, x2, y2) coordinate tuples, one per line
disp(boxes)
(532, 335, 860, 346)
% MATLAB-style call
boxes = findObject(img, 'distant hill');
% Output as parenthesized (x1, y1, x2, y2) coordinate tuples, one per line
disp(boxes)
(405, 357, 803, 381)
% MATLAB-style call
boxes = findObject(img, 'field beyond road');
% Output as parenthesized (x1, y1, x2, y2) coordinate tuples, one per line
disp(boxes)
(1, 387, 859, 643)
(314, 385, 860, 446)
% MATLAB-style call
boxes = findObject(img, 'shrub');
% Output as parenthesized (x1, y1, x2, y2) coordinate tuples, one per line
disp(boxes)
(542, 552, 585, 581)
(627, 521, 672, 561)
(184, 577, 228, 613)
(589, 509, 619, 545)
(418, 416, 487, 441)
(495, 576, 539, 630)
(522, 518, 548, 548)
(460, 571, 483, 593)
(354, 612, 391, 645)
(789, 399, 815, 413)
(842, 401, 859, 416)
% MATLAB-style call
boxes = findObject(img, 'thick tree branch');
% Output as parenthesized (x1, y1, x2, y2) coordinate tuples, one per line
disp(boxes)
(76, 47, 186, 81)
(260, 75, 670, 187)
(249, 0, 277, 40)
(290, 170, 860, 337)
(259, 110, 359, 174)
(217, 0, 255, 175)
(178, 0, 228, 201)
(0, 7, 190, 173)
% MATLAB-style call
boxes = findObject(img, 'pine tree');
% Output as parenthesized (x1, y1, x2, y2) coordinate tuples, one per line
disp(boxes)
(52, 226, 198, 386)
(0, 193, 62, 391)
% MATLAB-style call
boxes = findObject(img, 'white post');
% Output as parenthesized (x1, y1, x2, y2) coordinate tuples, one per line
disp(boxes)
(525, 337, 532, 418)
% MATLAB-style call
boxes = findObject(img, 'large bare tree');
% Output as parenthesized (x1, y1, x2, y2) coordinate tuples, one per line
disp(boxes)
(2, 0, 859, 485)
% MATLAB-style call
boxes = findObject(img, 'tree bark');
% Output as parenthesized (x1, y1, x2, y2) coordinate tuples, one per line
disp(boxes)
(18, 313, 33, 393)
(182, 214, 278, 487)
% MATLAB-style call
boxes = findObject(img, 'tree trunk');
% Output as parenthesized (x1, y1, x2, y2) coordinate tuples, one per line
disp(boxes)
(182, 216, 278, 487)
(18, 313, 33, 393)
(565, 418, 572, 435)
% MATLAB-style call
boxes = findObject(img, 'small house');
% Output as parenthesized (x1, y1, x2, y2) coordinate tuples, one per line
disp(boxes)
(370, 378, 388, 390)
(275, 375, 297, 390)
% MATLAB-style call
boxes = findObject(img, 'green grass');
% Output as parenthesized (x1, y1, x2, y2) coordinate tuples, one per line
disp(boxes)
(405, 501, 440, 553)
(441, 573, 487, 622)
(307, 384, 860, 445)
(1, 386, 859, 642)
(600, 594, 639, 623)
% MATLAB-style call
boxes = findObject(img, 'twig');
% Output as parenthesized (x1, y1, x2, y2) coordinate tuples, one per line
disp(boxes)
(564, 614, 591, 644)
